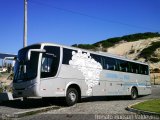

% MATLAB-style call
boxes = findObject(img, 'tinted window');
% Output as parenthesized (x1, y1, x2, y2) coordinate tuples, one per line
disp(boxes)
(141, 65, 149, 75)
(103, 57, 116, 70)
(41, 46, 60, 78)
(90, 54, 103, 66)
(62, 48, 149, 75)
(117, 60, 129, 72)
(14, 45, 40, 82)
(130, 62, 139, 74)
(138, 65, 143, 74)
(62, 48, 77, 64)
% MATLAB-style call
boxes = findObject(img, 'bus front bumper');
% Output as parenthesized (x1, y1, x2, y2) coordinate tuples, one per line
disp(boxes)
(13, 83, 38, 98)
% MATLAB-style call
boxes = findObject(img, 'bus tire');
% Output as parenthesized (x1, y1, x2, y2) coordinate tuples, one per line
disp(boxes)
(23, 97, 28, 101)
(130, 87, 138, 100)
(66, 88, 78, 106)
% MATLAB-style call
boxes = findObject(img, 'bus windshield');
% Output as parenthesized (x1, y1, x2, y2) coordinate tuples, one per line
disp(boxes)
(13, 45, 40, 83)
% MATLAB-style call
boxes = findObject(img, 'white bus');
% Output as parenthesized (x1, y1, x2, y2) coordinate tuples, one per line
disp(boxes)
(13, 43, 151, 106)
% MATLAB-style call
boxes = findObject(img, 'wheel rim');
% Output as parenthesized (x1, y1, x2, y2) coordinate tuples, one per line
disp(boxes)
(68, 91, 76, 102)
(131, 89, 137, 99)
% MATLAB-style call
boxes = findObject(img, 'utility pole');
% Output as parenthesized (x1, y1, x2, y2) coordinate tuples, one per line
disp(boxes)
(23, 0, 27, 47)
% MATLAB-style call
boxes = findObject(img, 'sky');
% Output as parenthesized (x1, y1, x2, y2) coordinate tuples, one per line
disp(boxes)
(0, 0, 160, 55)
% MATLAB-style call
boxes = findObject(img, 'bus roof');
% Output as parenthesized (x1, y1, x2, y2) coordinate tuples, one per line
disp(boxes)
(26, 42, 149, 66)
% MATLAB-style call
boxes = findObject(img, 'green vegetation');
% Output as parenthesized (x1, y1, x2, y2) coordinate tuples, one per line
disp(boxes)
(0, 72, 13, 93)
(72, 32, 160, 49)
(153, 68, 160, 73)
(0, 87, 3, 93)
(0, 84, 12, 93)
(72, 32, 160, 63)
(139, 41, 160, 62)
(96, 32, 160, 48)
(72, 44, 95, 50)
(132, 99, 160, 113)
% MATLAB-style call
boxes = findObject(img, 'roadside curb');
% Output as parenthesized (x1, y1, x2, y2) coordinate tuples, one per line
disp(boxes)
(2, 105, 61, 119)
(125, 101, 160, 116)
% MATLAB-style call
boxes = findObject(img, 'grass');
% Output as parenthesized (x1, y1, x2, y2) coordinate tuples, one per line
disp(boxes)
(132, 99, 160, 113)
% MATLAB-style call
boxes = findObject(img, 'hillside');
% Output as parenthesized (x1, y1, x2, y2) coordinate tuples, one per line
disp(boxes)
(72, 32, 160, 68)
(72, 32, 160, 50)
(107, 36, 160, 85)
(72, 32, 160, 84)
(107, 37, 160, 69)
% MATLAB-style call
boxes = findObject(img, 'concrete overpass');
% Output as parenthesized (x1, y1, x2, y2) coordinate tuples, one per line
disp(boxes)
(0, 53, 16, 59)
(0, 53, 17, 72)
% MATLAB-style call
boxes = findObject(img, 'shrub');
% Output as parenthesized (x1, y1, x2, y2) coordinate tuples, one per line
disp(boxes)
(72, 44, 96, 50)
(0, 83, 13, 93)
(153, 68, 160, 73)
(129, 49, 135, 54)
(139, 41, 160, 60)
(72, 32, 160, 50)
(150, 58, 160, 63)
(95, 32, 160, 48)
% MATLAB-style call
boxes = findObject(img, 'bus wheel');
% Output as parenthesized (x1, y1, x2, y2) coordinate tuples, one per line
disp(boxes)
(66, 88, 78, 106)
(130, 87, 138, 100)
(23, 97, 28, 101)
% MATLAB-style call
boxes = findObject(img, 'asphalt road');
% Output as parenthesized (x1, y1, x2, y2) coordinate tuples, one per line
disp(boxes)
(17, 85, 160, 120)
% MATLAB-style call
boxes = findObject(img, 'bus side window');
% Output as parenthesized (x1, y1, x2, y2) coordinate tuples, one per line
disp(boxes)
(145, 66, 149, 75)
(41, 46, 60, 78)
(41, 57, 52, 72)
(136, 64, 139, 74)
(106, 64, 109, 70)
(139, 65, 142, 74)
(90, 54, 103, 67)
(130, 62, 138, 74)
(62, 48, 77, 65)
(131, 69, 133, 73)
(117, 59, 128, 72)
(105, 57, 116, 71)
(141, 65, 148, 75)
(102, 56, 108, 70)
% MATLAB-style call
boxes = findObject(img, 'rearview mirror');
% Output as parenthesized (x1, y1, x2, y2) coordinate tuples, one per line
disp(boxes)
(27, 49, 46, 61)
